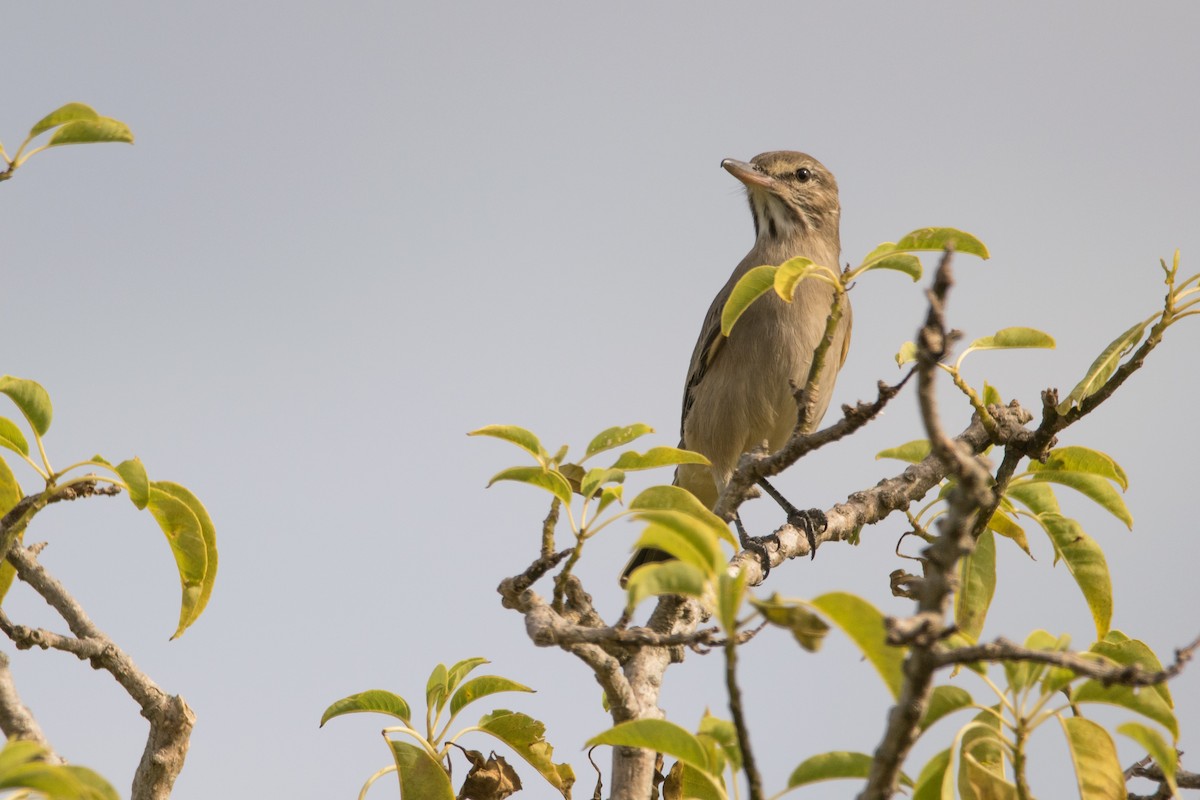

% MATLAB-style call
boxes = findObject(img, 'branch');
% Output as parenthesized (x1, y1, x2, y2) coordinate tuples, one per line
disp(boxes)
(935, 634, 1200, 687)
(3, 545, 193, 800)
(0, 651, 57, 761)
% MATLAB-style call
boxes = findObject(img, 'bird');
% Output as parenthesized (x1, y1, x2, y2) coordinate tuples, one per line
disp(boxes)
(622, 151, 852, 582)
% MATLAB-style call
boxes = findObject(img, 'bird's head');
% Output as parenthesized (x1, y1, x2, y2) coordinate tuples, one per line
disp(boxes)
(721, 151, 840, 250)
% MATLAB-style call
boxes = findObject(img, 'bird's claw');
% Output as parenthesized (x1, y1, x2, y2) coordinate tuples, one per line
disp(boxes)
(734, 515, 777, 577)
(787, 508, 827, 560)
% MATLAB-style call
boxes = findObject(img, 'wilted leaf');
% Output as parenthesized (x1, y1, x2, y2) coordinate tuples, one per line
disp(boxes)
(320, 689, 412, 726)
(478, 710, 575, 797)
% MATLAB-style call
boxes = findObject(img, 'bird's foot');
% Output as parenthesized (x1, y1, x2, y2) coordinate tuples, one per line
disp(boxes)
(734, 514, 777, 578)
(787, 508, 828, 560)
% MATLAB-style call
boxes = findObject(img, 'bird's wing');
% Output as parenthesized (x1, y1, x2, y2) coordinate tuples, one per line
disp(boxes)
(679, 293, 729, 441)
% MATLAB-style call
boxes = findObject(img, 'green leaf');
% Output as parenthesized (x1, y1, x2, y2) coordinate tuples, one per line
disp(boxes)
(787, 751, 877, 787)
(1117, 722, 1178, 796)
(963, 327, 1056, 353)
(919, 685, 974, 733)
(115, 458, 149, 510)
(0, 418, 29, 457)
(981, 382, 1003, 407)
(773, 256, 820, 300)
(580, 467, 624, 499)
(876, 439, 930, 464)
(664, 761, 727, 800)
(811, 592, 905, 699)
(585, 424, 654, 459)
(610, 445, 710, 471)
(1058, 319, 1149, 414)
(1026, 472, 1132, 529)
(320, 689, 412, 726)
(895, 340, 918, 366)
(486, 466, 572, 504)
(1004, 630, 1065, 695)
(426, 663, 448, 714)
(956, 529, 996, 642)
(1032, 446, 1128, 490)
(0, 738, 120, 800)
(468, 424, 547, 462)
(388, 739, 454, 800)
(596, 485, 622, 516)
(449, 675, 534, 718)
(625, 560, 709, 610)
(1072, 681, 1179, 739)
(445, 657, 489, 695)
(0, 376, 52, 436)
(961, 753, 1018, 799)
(715, 570, 746, 633)
(697, 710, 741, 772)
(1091, 634, 1173, 709)
(47, 117, 134, 147)
(721, 264, 776, 336)
(751, 593, 830, 652)
(862, 253, 923, 280)
(28, 102, 100, 137)
(630, 485, 736, 547)
(956, 712, 1005, 799)
(1040, 513, 1112, 638)
(1060, 717, 1125, 800)
(478, 710, 575, 797)
(146, 486, 207, 639)
(987, 509, 1031, 557)
(911, 748, 950, 800)
(587, 719, 711, 774)
(153, 481, 218, 636)
(894, 227, 990, 259)
(0, 457, 22, 604)
(1004, 481, 1060, 516)
(631, 514, 723, 576)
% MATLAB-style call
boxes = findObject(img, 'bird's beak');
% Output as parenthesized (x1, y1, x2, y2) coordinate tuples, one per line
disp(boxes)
(721, 158, 776, 191)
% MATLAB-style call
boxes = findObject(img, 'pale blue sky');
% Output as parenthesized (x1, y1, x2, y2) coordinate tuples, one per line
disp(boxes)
(2, 4, 1198, 798)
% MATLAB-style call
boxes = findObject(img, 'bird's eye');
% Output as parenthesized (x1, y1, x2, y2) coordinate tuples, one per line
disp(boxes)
(794, 167, 812, 182)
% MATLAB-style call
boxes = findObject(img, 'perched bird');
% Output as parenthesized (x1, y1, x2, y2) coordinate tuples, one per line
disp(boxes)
(623, 151, 852, 581)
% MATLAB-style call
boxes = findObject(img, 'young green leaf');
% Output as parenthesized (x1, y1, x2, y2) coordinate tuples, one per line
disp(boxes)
(715, 570, 746, 634)
(595, 485, 623, 516)
(0, 458, 22, 605)
(787, 751, 875, 787)
(448, 676, 534, 718)
(721, 264, 776, 336)
(468, 424, 548, 463)
(773, 256, 820, 301)
(894, 341, 918, 367)
(630, 485, 736, 546)
(0, 418, 29, 457)
(911, 748, 950, 800)
(987, 509, 1031, 557)
(631, 517, 722, 576)
(894, 227, 990, 259)
(1004, 630, 1065, 695)
(1057, 319, 1149, 414)
(1072, 681, 1179, 739)
(811, 592, 905, 700)
(146, 487, 207, 639)
(875, 439, 931, 464)
(860, 253, 923, 280)
(584, 424, 654, 460)
(610, 445, 709, 471)
(1060, 717, 1125, 800)
(750, 593, 830, 652)
(152, 481, 218, 635)
(1090, 635, 1173, 709)
(426, 663, 449, 715)
(28, 102, 100, 137)
(0, 376, 52, 437)
(664, 761, 727, 800)
(1004, 481, 1061, 516)
(587, 719, 711, 775)
(115, 458, 149, 510)
(1040, 514, 1112, 638)
(697, 711, 742, 772)
(961, 753, 1018, 799)
(1117, 722, 1178, 796)
(624, 560, 708, 610)
(918, 685, 974, 734)
(955, 529, 996, 642)
(1026, 471, 1132, 528)
(47, 117, 134, 147)
(319, 689, 412, 726)
(477, 710, 575, 797)
(486, 466, 572, 504)
(962, 327, 1056, 353)
(580, 467, 624, 499)
(388, 740, 455, 800)
(446, 657, 490, 695)
(1032, 446, 1128, 490)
